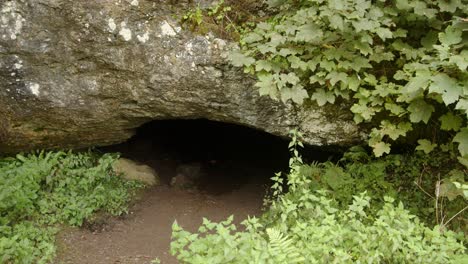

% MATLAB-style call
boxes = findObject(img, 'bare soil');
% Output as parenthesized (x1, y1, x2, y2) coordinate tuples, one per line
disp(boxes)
(55, 181, 266, 264)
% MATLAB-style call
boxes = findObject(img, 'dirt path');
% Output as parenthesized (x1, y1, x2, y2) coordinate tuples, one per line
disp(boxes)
(56, 181, 266, 264)
(54, 120, 299, 263)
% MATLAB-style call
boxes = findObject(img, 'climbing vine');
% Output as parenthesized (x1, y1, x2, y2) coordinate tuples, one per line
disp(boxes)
(229, 0, 468, 161)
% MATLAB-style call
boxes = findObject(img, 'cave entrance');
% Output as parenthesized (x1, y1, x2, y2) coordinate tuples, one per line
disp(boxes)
(102, 119, 299, 195)
(59, 119, 338, 263)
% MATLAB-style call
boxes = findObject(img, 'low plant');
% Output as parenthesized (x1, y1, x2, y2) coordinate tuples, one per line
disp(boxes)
(169, 131, 467, 263)
(0, 150, 144, 263)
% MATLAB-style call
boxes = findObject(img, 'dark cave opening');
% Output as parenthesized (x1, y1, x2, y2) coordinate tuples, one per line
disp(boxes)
(100, 119, 336, 195)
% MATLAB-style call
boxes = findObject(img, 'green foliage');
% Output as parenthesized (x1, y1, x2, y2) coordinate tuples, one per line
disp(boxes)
(170, 134, 467, 263)
(229, 0, 468, 159)
(0, 151, 143, 263)
(181, 0, 258, 40)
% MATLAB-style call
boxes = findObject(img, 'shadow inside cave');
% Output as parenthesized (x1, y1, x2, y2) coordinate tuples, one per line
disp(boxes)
(100, 119, 336, 195)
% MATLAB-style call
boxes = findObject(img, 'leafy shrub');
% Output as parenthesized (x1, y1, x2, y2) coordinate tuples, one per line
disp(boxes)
(171, 193, 465, 263)
(0, 222, 55, 264)
(0, 151, 143, 263)
(295, 146, 468, 232)
(170, 134, 467, 263)
(229, 0, 468, 160)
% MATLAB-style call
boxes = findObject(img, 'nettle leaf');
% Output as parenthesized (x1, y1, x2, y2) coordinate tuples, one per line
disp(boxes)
(407, 99, 435, 124)
(416, 139, 437, 154)
(371, 141, 391, 157)
(453, 128, 468, 156)
(229, 51, 255, 67)
(312, 88, 335, 106)
(439, 25, 462, 46)
(429, 73, 461, 105)
(439, 112, 463, 131)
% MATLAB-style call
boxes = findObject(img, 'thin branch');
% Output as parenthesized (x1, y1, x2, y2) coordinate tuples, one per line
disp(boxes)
(443, 205, 468, 228)
(413, 181, 434, 199)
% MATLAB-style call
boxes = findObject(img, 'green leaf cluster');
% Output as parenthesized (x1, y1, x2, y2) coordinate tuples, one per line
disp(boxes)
(0, 151, 144, 263)
(169, 140, 467, 263)
(229, 0, 468, 159)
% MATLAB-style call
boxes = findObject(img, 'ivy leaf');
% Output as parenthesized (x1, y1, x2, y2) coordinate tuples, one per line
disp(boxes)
(327, 71, 348, 86)
(439, 25, 462, 46)
(295, 23, 323, 43)
(416, 139, 437, 154)
(380, 120, 411, 140)
(403, 76, 430, 93)
(456, 98, 468, 115)
(229, 51, 255, 67)
(429, 73, 461, 105)
(438, 0, 461, 13)
(421, 31, 438, 49)
(256, 73, 278, 99)
(439, 112, 463, 131)
(407, 99, 435, 124)
(288, 56, 308, 71)
(280, 72, 300, 85)
(453, 128, 468, 156)
(439, 181, 464, 201)
(329, 14, 344, 31)
(385, 103, 406, 116)
(281, 85, 308, 104)
(371, 141, 391, 157)
(449, 50, 468, 71)
(312, 88, 335, 106)
(347, 76, 360, 91)
(457, 155, 468, 168)
(375, 28, 393, 41)
(256, 60, 273, 72)
(243, 32, 263, 44)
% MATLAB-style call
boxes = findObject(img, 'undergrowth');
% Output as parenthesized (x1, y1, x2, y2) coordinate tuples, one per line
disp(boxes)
(0, 151, 144, 263)
(170, 131, 467, 263)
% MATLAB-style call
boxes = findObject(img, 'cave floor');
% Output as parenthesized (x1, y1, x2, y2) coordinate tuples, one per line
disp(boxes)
(55, 180, 266, 264)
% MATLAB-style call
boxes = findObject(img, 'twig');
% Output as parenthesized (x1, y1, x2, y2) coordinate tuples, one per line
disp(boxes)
(413, 181, 434, 199)
(443, 205, 468, 228)
(435, 180, 441, 225)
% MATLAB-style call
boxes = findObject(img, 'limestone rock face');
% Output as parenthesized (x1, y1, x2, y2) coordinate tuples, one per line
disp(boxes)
(0, 0, 362, 154)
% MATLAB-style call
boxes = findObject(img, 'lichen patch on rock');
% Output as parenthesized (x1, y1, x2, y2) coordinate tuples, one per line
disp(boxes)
(0, 1, 25, 40)
(119, 22, 132, 41)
